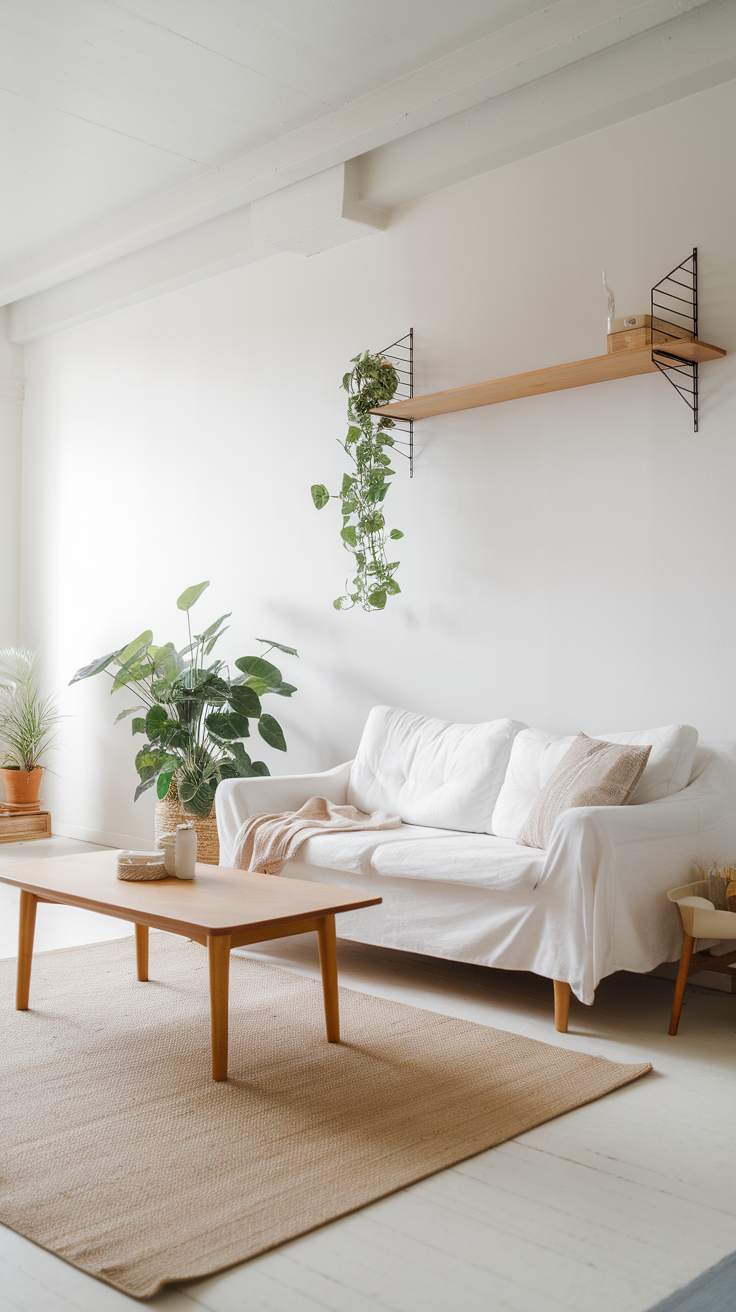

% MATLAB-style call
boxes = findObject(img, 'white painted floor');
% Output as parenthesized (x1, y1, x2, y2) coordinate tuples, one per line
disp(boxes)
(1, 837, 734, 1312)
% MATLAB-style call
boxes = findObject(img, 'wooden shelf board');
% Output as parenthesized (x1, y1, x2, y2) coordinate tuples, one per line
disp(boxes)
(370, 341, 727, 420)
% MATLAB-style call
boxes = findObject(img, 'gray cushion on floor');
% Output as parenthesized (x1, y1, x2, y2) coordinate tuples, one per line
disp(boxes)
(647, 1251, 736, 1310)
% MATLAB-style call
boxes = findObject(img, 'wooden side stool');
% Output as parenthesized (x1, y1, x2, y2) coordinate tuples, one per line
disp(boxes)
(667, 880, 736, 1034)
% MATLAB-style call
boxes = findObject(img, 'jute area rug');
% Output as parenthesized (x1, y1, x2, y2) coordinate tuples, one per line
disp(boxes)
(0, 936, 651, 1299)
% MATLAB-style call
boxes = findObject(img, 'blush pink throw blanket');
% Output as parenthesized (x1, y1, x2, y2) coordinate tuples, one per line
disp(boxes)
(232, 795, 402, 875)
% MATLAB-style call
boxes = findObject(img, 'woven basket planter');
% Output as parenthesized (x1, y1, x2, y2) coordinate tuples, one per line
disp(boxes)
(154, 779, 219, 865)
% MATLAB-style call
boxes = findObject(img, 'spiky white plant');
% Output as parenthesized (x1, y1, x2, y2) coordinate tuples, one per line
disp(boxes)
(0, 648, 60, 771)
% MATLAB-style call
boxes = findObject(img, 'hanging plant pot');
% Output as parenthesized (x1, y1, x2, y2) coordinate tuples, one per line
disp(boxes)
(154, 777, 219, 865)
(2, 767, 43, 813)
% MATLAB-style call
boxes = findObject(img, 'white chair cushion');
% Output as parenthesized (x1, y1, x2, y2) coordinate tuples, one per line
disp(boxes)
(347, 705, 527, 834)
(492, 724, 699, 840)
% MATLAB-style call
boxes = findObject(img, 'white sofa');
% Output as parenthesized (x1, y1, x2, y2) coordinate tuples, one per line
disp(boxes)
(216, 705, 736, 1030)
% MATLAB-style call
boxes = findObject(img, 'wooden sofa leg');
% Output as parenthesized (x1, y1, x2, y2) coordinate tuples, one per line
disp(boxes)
(554, 980, 571, 1032)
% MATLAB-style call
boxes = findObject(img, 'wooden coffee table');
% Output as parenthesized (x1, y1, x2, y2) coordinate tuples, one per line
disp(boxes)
(1, 850, 381, 1080)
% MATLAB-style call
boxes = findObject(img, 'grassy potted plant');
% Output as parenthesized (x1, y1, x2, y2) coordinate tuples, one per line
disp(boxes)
(70, 582, 298, 861)
(0, 648, 61, 812)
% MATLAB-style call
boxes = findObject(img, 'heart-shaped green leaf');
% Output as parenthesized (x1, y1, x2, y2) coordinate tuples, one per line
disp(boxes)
(157, 772, 175, 800)
(117, 632, 153, 666)
(235, 656, 282, 685)
(258, 713, 287, 751)
(311, 484, 330, 510)
(177, 581, 210, 612)
(205, 711, 250, 741)
(229, 685, 262, 718)
(145, 705, 170, 742)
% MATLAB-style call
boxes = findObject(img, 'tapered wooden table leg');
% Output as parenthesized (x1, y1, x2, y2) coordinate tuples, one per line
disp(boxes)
(554, 980, 571, 1033)
(669, 933, 694, 1035)
(208, 934, 231, 1081)
(16, 890, 38, 1010)
(134, 924, 149, 981)
(317, 914, 340, 1043)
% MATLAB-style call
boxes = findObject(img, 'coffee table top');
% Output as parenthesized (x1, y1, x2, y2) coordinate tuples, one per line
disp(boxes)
(0, 850, 381, 937)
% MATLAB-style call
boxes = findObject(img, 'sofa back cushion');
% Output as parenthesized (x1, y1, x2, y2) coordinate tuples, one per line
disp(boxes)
(492, 723, 699, 840)
(347, 705, 527, 834)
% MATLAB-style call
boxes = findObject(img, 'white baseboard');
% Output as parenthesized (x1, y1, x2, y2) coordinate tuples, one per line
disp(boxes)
(51, 820, 158, 851)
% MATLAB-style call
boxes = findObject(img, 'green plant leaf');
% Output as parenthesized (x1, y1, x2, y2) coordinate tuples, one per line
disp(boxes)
(250, 760, 270, 776)
(177, 581, 209, 612)
(179, 780, 216, 816)
(131, 717, 146, 735)
(110, 647, 151, 693)
(229, 685, 262, 718)
(116, 631, 153, 666)
(368, 588, 387, 609)
(134, 777, 156, 802)
(238, 675, 268, 695)
(203, 634, 222, 656)
(157, 772, 175, 800)
(221, 742, 259, 777)
(145, 705, 170, 742)
(205, 711, 250, 741)
(346, 425, 361, 443)
(389, 529, 404, 539)
(196, 612, 231, 641)
(69, 648, 123, 684)
(385, 579, 401, 594)
(235, 656, 282, 685)
(341, 525, 357, 547)
(258, 713, 287, 751)
(311, 484, 330, 510)
(255, 639, 298, 657)
(114, 706, 143, 723)
(270, 682, 297, 698)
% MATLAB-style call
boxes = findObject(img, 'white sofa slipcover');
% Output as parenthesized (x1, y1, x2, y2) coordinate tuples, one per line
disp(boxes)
(215, 707, 736, 1024)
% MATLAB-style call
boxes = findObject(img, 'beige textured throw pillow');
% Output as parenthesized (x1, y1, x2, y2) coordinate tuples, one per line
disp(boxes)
(516, 732, 652, 850)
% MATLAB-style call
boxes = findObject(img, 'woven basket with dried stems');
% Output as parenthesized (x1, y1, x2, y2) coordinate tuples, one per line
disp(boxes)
(154, 778, 219, 865)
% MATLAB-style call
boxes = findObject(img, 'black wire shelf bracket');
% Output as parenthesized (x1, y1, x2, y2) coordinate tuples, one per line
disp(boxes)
(377, 330, 413, 476)
(651, 248, 699, 432)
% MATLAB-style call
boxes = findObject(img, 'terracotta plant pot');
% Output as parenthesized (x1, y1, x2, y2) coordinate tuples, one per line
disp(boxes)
(2, 766, 43, 813)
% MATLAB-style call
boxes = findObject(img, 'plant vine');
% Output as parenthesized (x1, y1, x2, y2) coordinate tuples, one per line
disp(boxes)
(312, 350, 404, 611)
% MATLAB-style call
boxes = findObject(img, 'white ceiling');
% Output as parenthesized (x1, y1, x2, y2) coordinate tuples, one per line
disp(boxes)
(0, 0, 547, 267)
(2, 0, 735, 330)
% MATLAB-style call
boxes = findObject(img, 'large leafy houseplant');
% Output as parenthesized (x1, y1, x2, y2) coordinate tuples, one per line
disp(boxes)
(70, 582, 297, 816)
(312, 350, 404, 611)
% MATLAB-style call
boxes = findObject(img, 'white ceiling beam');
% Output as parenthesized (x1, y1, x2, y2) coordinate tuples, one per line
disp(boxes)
(251, 161, 384, 256)
(360, 0, 736, 209)
(0, 0, 714, 306)
(9, 161, 384, 342)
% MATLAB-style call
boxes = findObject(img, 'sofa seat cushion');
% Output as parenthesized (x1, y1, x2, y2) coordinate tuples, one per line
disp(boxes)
(346, 704, 526, 834)
(297, 824, 545, 892)
(299, 824, 446, 878)
(492, 723, 699, 840)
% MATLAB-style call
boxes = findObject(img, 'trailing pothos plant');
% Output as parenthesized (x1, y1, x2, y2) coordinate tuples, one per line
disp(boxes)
(70, 581, 297, 815)
(312, 350, 404, 611)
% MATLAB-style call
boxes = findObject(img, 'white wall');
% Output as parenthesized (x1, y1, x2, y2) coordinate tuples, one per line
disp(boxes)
(0, 306, 23, 646)
(19, 78, 736, 845)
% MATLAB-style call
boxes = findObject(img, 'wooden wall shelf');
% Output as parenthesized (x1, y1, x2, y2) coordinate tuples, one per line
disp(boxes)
(370, 340, 726, 422)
